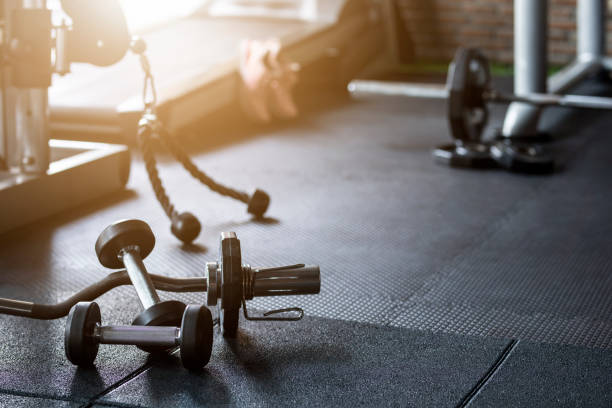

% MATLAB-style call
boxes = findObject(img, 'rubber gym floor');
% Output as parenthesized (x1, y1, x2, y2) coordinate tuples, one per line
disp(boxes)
(0, 77, 611, 407)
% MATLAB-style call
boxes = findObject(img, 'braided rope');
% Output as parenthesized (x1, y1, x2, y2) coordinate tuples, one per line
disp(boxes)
(131, 38, 249, 207)
(158, 127, 250, 204)
(137, 125, 177, 220)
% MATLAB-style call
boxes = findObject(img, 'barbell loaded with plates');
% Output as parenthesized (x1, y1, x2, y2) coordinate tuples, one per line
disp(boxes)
(349, 47, 612, 173)
(441, 47, 612, 173)
(0, 220, 321, 340)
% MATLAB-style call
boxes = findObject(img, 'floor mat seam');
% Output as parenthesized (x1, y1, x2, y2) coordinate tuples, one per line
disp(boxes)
(79, 361, 155, 408)
(399, 182, 545, 308)
(398, 117, 607, 309)
(456, 338, 519, 407)
(0, 388, 86, 405)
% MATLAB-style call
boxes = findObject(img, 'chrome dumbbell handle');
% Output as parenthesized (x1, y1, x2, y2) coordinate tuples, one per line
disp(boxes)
(119, 246, 160, 309)
(94, 324, 179, 348)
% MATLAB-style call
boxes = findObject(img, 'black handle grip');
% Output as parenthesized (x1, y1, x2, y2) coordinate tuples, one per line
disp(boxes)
(252, 264, 320, 297)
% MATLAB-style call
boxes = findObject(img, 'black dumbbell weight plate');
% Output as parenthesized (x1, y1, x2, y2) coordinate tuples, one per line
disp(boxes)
(490, 140, 555, 174)
(65, 301, 101, 366)
(132, 300, 187, 352)
(180, 305, 214, 370)
(95, 219, 156, 269)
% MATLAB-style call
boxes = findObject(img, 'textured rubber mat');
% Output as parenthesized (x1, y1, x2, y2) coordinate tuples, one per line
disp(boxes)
(0, 395, 78, 408)
(97, 317, 511, 407)
(470, 340, 612, 407)
(4, 83, 612, 351)
(1, 80, 612, 406)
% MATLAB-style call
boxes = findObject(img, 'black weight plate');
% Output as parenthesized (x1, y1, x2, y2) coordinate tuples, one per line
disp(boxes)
(180, 305, 214, 370)
(132, 300, 186, 353)
(432, 142, 498, 169)
(221, 308, 240, 338)
(490, 141, 555, 174)
(447, 47, 491, 143)
(65, 301, 101, 366)
(219, 232, 242, 336)
(95, 219, 155, 269)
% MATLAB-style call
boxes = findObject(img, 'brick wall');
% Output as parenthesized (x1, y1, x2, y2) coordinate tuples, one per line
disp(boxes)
(395, 0, 612, 65)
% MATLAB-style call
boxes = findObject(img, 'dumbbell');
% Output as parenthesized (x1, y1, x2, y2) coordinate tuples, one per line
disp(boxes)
(95, 220, 320, 337)
(205, 232, 320, 337)
(95, 219, 186, 351)
(65, 302, 213, 370)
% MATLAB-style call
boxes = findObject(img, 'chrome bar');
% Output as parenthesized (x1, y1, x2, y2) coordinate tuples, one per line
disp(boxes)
(547, 59, 601, 94)
(501, 0, 548, 138)
(493, 91, 612, 110)
(348, 80, 448, 99)
(97, 325, 179, 346)
(120, 248, 161, 309)
(577, 0, 606, 61)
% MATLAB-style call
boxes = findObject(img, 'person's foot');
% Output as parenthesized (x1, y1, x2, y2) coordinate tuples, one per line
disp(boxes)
(239, 39, 299, 123)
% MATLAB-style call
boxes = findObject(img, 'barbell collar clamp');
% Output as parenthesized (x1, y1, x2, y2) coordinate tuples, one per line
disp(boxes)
(249, 264, 321, 299)
(206, 263, 321, 306)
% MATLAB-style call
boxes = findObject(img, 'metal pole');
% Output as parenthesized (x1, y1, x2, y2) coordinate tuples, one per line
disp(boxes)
(2, 0, 20, 171)
(14, 0, 50, 173)
(577, 0, 606, 61)
(501, 0, 548, 138)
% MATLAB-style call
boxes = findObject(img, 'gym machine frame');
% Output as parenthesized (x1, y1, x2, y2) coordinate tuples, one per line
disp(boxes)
(502, 0, 611, 138)
(0, 0, 130, 234)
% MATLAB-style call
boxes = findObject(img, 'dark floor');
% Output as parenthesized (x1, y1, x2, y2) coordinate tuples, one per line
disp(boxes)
(1, 78, 611, 407)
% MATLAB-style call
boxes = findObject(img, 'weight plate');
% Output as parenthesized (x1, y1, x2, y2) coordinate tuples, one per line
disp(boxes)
(221, 308, 240, 338)
(206, 262, 219, 306)
(65, 301, 100, 366)
(219, 232, 242, 337)
(95, 219, 155, 269)
(180, 305, 214, 370)
(432, 142, 498, 169)
(132, 300, 186, 353)
(447, 47, 491, 143)
(490, 141, 555, 174)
